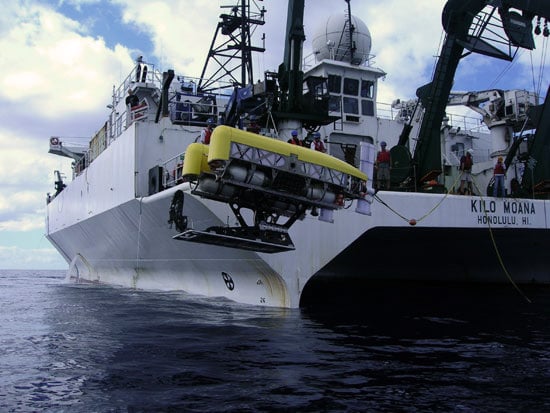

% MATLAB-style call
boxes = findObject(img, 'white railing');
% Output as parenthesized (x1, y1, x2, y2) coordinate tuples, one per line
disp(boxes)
(302, 48, 378, 71)
(162, 152, 186, 188)
(376, 100, 488, 133)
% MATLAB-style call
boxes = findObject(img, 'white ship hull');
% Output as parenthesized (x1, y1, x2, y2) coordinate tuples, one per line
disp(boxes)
(46, 160, 550, 308)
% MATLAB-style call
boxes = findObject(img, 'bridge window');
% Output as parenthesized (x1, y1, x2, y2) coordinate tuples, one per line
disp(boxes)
(328, 75, 341, 93)
(343, 78, 359, 96)
(343, 97, 359, 114)
(329, 95, 341, 112)
(308, 77, 328, 99)
(361, 80, 374, 98)
(361, 99, 374, 116)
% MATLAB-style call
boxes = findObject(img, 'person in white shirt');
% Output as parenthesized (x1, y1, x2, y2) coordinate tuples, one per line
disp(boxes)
(310, 132, 326, 152)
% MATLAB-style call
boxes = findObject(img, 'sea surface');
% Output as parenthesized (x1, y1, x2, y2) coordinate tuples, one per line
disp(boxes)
(1, 269, 549, 412)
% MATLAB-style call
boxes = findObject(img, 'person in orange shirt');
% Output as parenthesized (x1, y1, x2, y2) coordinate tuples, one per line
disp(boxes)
(459, 149, 474, 195)
(376, 141, 391, 190)
(287, 130, 302, 145)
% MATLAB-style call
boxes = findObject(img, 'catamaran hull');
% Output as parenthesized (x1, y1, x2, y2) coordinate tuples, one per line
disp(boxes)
(46, 186, 550, 308)
(46, 186, 292, 307)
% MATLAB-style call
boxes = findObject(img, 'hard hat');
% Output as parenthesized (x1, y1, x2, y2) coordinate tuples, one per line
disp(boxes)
(291, 130, 298, 136)
(380, 141, 387, 147)
(207, 118, 214, 125)
(313, 132, 321, 139)
(466, 149, 473, 154)
(498, 156, 503, 162)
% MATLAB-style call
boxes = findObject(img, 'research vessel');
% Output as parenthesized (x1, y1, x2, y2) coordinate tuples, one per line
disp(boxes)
(46, 0, 550, 307)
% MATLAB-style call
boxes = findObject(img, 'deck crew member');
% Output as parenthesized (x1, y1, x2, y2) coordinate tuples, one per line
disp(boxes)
(288, 130, 302, 146)
(125, 89, 141, 126)
(459, 149, 474, 195)
(200, 118, 215, 144)
(376, 141, 391, 190)
(247, 115, 261, 134)
(310, 132, 326, 152)
(493, 156, 506, 197)
(125, 89, 139, 108)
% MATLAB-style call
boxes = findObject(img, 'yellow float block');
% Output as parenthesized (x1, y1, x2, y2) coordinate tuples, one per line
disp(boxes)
(208, 125, 367, 181)
(181, 143, 211, 179)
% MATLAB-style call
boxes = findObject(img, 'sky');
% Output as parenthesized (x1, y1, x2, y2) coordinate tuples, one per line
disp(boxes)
(0, 0, 548, 270)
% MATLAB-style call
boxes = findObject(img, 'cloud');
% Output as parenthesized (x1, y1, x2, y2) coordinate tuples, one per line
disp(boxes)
(0, 2, 133, 119)
(113, 0, 221, 76)
(0, 128, 74, 234)
(361, 1, 446, 102)
(0, 245, 65, 269)
(0, 213, 44, 232)
(0, 1, 126, 246)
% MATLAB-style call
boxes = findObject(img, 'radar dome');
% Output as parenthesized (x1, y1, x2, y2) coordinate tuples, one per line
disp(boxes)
(311, 14, 372, 65)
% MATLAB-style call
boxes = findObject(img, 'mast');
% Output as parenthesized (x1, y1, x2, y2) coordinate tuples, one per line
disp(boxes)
(278, 0, 306, 114)
(198, 0, 266, 94)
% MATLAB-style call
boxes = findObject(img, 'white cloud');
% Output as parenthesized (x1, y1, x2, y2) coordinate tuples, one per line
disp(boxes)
(0, 3, 133, 118)
(353, 0, 447, 102)
(0, 190, 41, 211)
(113, 0, 221, 76)
(0, 124, 74, 231)
(0, 129, 67, 186)
(0, 1, 123, 251)
(0, 245, 66, 269)
(0, 213, 44, 232)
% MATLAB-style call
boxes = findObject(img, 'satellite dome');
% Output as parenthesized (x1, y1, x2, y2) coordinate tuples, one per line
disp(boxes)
(311, 14, 372, 65)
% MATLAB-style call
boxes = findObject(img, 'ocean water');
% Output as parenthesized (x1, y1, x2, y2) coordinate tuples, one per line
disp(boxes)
(1, 270, 549, 412)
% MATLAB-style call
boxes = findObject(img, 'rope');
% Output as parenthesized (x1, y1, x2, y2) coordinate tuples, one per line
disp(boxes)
(373, 194, 409, 222)
(470, 176, 532, 303)
(373, 171, 532, 303)
(374, 169, 462, 224)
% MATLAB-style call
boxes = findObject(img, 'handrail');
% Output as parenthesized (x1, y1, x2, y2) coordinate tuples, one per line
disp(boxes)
(162, 152, 187, 188)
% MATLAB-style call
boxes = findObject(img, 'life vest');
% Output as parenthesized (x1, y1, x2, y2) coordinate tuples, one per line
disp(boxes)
(203, 128, 212, 145)
(494, 162, 506, 175)
(377, 150, 390, 164)
(312, 140, 326, 152)
(288, 137, 302, 146)
(461, 155, 473, 171)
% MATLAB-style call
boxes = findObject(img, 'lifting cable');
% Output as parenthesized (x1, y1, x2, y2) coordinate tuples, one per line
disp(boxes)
(536, 35, 548, 97)
(528, 34, 549, 99)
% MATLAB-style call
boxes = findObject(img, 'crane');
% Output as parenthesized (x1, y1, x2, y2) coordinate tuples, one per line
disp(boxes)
(401, 0, 550, 194)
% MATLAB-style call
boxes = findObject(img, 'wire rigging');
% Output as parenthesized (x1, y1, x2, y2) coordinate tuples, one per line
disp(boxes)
(536, 34, 548, 97)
